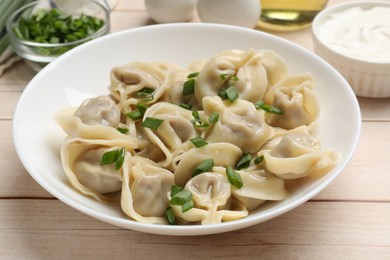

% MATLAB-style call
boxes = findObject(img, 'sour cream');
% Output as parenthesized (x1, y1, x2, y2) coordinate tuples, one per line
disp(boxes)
(318, 6, 390, 63)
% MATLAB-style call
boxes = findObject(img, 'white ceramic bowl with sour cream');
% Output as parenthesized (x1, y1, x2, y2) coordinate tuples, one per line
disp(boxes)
(13, 23, 360, 236)
(312, 1, 390, 98)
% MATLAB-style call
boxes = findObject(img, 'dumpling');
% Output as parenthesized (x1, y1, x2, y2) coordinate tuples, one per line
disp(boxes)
(54, 108, 138, 149)
(162, 68, 201, 110)
(170, 172, 248, 224)
(203, 96, 273, 153)
(109, 61, 179, 113)
(173, 142, 243, 187)
(141, 102, 201, 167)
(60, 138, 133, 202)
(263, 73, 319, 130)
(226, 167, 287, 210)
(194, 49, 288, 104)
(73, 95, 121, 127)
(261, 133, 338, 179)
(121, 156, 174, 224)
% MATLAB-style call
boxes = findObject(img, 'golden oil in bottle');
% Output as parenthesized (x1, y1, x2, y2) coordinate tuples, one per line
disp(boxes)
(257, 0, 328, 31)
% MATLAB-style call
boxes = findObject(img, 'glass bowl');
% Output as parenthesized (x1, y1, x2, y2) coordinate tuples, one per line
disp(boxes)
(6, 0, 110, 71)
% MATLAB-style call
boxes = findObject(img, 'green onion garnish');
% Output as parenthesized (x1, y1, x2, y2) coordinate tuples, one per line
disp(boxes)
(208, 112, 219, 124)
(187, 72, 199, 78)
(165, 207, 177, 225)
(114, 148, 125, 171)
(100, 148, 125, 171)
(100, 150, 119, 165)
(136, 103, 148, 114)
(170, 190, 192, 206)
(226, 86, 239, 102)
(254, 155, 264, 165)
(181, 200, 194, 213)
(191, 111, 209, 129)
(220, 74, 239, 81)
(137, 87, 154, 101)
(235, 153, 252, 170)
(226, 166, 243, 189)
(254, 101, 283, 115)
(126, 110, 143, 121)
(171, 185, 183, 197)
(126, 103, 148, 121)
(141, 117, 164, 130)
(117, 127, 129, 134)
(218, 88, 228, 100)
(192, 158, 214, 177)
(182, 78, 195, 96)
(179, 103, 192, 110)
(190, 136, 208, 148)
(169, 188, 194, 213)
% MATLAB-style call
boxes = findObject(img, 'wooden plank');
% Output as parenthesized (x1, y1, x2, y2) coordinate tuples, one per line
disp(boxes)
(0, 199, 389, 259)
(358, 97, 390, 121)
(314, 121, 390, 201)
(0, 92, 20, 119)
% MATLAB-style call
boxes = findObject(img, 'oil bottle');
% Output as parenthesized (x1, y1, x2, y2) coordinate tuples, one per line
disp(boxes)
(257, 0, 328, 31)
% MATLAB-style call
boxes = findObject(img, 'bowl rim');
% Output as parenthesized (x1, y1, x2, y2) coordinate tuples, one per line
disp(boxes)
(312, 0, 390, 66)
(12, 23, 361, 236)
(6, 0, 110, 48)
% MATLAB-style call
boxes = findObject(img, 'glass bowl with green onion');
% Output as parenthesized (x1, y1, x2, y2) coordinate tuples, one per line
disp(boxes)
(6, 0, 110, 71)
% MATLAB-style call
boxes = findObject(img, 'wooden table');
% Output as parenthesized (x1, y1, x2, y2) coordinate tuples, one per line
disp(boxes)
(1, 0, 389, 258)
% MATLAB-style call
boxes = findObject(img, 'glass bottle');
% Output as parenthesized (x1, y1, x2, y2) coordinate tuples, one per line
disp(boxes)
(257, 0, 328, 31)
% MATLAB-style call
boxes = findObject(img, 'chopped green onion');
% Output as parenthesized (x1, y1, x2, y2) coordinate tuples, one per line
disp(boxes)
(226, 166, 243, 189)
(10, 7, 105, 56)
(218, 88, 228, 100)
(235, 153, 252, 170)
(187, 72, 199, 78)
(126, 110, 143, 121)
(100, 149, 119, 165)
(100, 148, 125, 171)
(137, 87, 154, 101)
(117, 127, 129, 134)
(181, 200, 194, 213)
(171, 185, 183, 197)
(141, 117, 164, 130)
(254, 155, 264, 165)
(114, 148, 125, 171)
(170, 190, 192, 206)
(165, 207, 177, 225)
(220, 74, 239, 81)
(192, 158, 214, 177)
(136, 103, 148, 114)
(208, 112, 219, 124)
(226, 86, 239, 102)
(182, 78, 195, 96)
(169, 188, 194, 213)
(126, 103, 148, 121)
(191, 111, 209, 129)
(179, 103, 192, 110)
(190, 136, 208, 148)
(254, 101, 283, 115)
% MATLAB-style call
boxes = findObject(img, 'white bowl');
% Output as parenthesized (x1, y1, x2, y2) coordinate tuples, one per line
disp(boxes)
(312, 1, 390, 98)
(13, 23, 361, 236)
